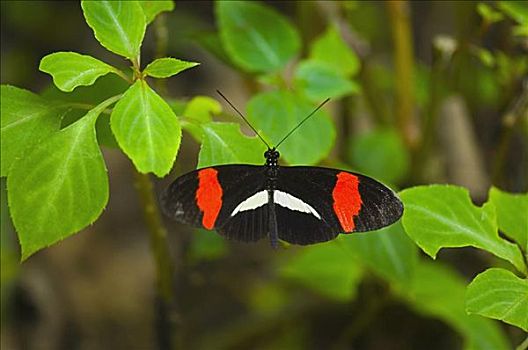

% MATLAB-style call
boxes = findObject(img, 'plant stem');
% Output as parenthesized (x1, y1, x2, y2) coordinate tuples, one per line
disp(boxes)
(386, 0, 419, 149)
(133, 171, 179, 349)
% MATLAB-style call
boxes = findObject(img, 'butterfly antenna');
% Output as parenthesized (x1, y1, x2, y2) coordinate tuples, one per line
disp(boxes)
(275, 98, 330, 149)
(216, 90, 271, 149)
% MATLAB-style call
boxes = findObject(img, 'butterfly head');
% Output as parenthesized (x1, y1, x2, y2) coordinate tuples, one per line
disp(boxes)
(264, 148, 280, 166)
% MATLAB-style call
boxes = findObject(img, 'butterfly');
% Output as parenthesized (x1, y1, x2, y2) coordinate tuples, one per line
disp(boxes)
(161, 92, 403, 248)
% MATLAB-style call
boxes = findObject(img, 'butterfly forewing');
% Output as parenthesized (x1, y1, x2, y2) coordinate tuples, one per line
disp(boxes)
(161, 165, 269, 242)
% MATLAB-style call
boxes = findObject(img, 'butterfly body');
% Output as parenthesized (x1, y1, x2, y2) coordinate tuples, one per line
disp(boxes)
(161, 148, 403, 247)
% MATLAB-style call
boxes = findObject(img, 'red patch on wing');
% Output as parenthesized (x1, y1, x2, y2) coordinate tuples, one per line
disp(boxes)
(196, 168, 223, 229)
(332, 172, 362, 232)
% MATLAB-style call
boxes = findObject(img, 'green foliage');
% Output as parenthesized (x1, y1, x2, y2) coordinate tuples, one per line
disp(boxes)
(188, 229, 228, 263)
(1, 0, 197, 259)
(81, 0, 146, 59)
(247, 90, 335, 165)
(139, 0, 174, 23)
(309, 24, 360, 77)
(0, 86, 67, 177)
(279, 242, 363, 301)
(400, 185, 526, 274)
(477, 3, 504, 24)
(7, 96, 119, 259)
(197, 122, 266, 168)
(294, 60, 360, 101)
(348, 127, 409, 185)
(466, 268, 528, 331)
(39, 52, 119, 92)
(489, 187, 528, 251)
(111, 80, 181, 177)
(180, 96, 222, 142)
(144, 58, 199, 78)
(399, 262, 510, 350)
(216, 1, 300, 73)
(345, 223, 418, 284)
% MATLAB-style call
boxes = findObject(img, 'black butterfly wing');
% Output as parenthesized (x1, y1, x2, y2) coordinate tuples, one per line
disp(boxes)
(161, 164, 268, 242)
(274, 166, 403, 245)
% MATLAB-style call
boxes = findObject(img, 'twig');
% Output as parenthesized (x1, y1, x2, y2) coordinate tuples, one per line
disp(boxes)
(386, 0, 419, 150)
(133, 170, 179, 350)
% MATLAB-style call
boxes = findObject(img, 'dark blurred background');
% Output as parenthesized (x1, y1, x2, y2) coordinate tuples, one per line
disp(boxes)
(1, 1, 527, 349)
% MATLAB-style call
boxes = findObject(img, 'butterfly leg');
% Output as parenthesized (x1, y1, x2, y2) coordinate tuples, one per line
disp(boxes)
(268, 190, 279, 248)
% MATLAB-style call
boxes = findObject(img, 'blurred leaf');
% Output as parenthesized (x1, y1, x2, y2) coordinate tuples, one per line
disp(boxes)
(474, 47, 495, 67)
(343, 222, 418, 284)
(7, 97, 119, 260)
(198, 122, 266, 168)
(143, 57, 199, 78)
(81, 0, 146, 59)
(279, 242, 363, 301)
(309, 24, 360, 77)
(477, 3, 504, 24)
(216, 1, 300, 73)
(498, 1, 528, 25)
(39, 52, 120, 92)
(193, 31, 233, 66)
(294, 60, 360, 102)
(188, 229, 228, 263)
(414, 62, 431, 108)
(400, 185, 526, 274)
(111, 80, 181, 177)
(181, 96, 222, 141)
(400, 262, 510, 350)
(348, 127, 409, 185)
(1, 85, 67, 177)
(139, 0, 174, 23)
(249, 282, 289, 316)
(247, 90, 335, 165)
(488, 187, 528, 250)
(466, 268, 528, 331)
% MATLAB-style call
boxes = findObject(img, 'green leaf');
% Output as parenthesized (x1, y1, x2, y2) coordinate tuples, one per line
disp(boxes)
(279, 242, 363, 301)
(216, 1, 300, 73)
(111, 80, 181, 177)
(294, 60, 360, 102)
(309, 24, 360, 77)
(247, 90, 335, 165)
(400, 185, 526, 274)
(81, 0, 146, 59)
(343, 222, 418, 284)
(39, 52, 119, 92)
(399, 262, 510, 350)
(466, 268, 528, 331)
(1, 85, 67, 177)
(139, 0, 174, 23)
(197, 122, 266, 168)
(40, 74, 130, 148)
(188, 229, 228, 263)
(488, 187, 528, 250)
(181, 96, 222, 142)
(477, 3, 504, 24)
(7, 96, 120, 260)
(348, 127, 410, 185)
(143, 57, 199, 78)
(498, 1, 528, 25)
